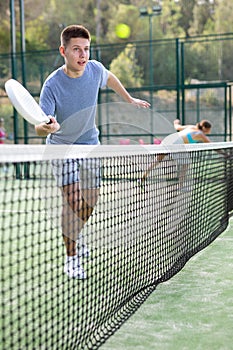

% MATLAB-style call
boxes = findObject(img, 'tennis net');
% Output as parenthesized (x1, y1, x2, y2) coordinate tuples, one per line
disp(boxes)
(0, 142, 232, 350)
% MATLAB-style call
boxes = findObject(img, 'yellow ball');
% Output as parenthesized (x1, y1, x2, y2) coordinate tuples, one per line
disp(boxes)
(115, 23, 131, 39)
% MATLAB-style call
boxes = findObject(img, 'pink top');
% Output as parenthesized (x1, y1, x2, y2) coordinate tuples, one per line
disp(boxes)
(0, 127, 6, 144)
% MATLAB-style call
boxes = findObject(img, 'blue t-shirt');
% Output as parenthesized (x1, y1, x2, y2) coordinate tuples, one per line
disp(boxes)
(40, 60, 109, 145)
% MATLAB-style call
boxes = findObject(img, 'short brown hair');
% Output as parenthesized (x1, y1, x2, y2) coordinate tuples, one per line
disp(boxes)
(60, 25, 91, 47)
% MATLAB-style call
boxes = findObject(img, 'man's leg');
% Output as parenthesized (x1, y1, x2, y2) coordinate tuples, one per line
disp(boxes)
(61, 183, 99, 278)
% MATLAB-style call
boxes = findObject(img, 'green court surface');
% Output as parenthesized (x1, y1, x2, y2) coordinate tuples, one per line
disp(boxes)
(1, 152, 232, 350)
(101, 218, 233, 350)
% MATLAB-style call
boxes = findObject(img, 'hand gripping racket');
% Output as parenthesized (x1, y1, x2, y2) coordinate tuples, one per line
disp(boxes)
(5, 79, 51, 125)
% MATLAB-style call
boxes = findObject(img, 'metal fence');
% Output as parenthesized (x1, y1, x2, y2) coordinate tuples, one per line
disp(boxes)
(0, 33, 232, 144)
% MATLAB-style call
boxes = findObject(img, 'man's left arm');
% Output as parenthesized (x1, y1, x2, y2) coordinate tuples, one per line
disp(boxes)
(107, 71, 150, 109)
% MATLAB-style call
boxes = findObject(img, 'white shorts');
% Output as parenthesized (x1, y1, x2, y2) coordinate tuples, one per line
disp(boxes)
(51, 158, 101, 188)
(162, 133, 189, 165)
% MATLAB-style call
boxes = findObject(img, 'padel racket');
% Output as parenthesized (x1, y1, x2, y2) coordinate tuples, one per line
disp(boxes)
(5, 79, 51, 125)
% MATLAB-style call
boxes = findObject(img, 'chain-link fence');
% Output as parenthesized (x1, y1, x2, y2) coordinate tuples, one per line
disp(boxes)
(0, 34, 232, 144)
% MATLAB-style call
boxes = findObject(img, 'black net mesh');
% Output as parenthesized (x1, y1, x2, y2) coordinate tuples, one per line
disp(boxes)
(0, 143, 232, 350)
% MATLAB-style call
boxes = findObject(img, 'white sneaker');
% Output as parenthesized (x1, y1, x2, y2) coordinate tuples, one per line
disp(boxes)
(64, 257, 86, 279)
(77, 244, 90, 258)
(138, 178, 145, 191)
(76, 234, 90, 258)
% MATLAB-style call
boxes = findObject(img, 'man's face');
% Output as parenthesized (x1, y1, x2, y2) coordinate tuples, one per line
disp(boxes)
(60, 37, 90, 76)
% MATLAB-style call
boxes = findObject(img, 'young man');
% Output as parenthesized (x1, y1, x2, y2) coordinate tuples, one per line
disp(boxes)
(35, 24, 150, 279)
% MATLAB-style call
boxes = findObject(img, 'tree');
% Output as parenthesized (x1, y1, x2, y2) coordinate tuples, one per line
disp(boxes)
(176, 0, 196, 37)
(214, 0, 233, 79)
(109, 44, 144, 88)
(159, 0, 185, 37)
(215, 0, 233, 34)
(191, 0, 216, 35)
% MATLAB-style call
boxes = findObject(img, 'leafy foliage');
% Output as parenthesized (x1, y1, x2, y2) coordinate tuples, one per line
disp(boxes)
(109, 44, 144, 87)
(1, 1, 233, 84)
(2, 0, 233, 54)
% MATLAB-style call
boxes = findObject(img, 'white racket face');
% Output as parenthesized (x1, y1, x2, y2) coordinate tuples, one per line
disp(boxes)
(5, 79, 50, 125)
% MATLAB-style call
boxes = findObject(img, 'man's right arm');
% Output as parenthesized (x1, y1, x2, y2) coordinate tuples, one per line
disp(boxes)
(35, 117, 60, 137)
